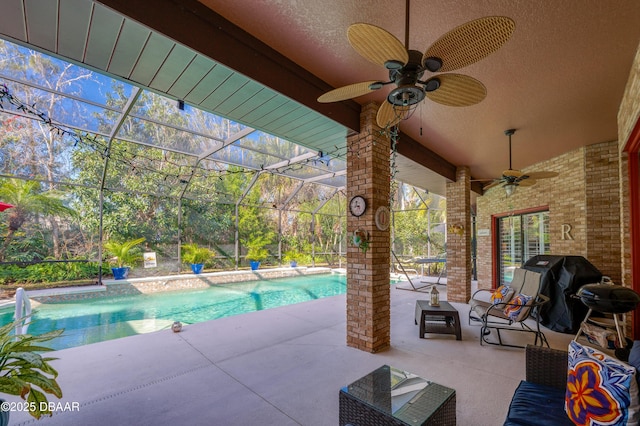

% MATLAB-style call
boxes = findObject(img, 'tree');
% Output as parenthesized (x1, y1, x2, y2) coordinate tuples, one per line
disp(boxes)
(0, 40, 93, 259)
(0, 178, 75, 261)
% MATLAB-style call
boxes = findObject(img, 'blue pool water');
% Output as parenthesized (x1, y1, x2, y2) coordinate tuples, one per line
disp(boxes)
(1, 273, 364, 350)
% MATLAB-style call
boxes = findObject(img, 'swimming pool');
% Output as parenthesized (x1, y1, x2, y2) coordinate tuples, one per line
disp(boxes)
(1, 273, 375, 350)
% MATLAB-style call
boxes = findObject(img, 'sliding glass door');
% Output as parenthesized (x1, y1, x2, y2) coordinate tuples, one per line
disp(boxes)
(497, 211, 549, 285)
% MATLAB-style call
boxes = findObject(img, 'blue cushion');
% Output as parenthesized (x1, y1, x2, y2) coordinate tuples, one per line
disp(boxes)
(504, 380, 574, 426)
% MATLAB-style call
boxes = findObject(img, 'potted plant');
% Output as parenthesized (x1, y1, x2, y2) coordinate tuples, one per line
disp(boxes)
(0, 318, 63, 424)
(181, 243, 212, 274)
(283, 249, 300, 267)
(246, 243, 269, 271)
(103, 237, 145, 280)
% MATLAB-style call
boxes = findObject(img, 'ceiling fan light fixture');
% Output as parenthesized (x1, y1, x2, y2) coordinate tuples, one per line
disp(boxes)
(424, 77, 441, 92)
(385, 60, 404, 70)
(424, 56, 442, 72)
(387, 85, 425, 106)
(504, 183, 517, 197)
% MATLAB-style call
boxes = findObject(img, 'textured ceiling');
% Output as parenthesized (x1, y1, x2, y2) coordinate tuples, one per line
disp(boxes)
(201, 0, 640, 181)
(1, 0, 640, 197)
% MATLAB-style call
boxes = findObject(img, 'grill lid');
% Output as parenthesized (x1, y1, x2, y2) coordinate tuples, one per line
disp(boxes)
(577, 284, 640, 314)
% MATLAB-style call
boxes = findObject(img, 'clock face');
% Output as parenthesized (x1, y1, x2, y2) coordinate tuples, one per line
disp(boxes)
(349, 196, 366, 217)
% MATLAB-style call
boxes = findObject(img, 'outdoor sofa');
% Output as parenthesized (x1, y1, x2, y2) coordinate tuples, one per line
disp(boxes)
(505, 342, 640, 425)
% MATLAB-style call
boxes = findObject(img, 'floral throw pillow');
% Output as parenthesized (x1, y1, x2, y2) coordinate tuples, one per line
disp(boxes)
(490, 285, 513, 305)
(502, 293, 532, 321)
(565, 340, 640, 425)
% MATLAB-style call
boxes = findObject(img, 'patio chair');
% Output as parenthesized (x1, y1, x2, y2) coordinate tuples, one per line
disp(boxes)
(468, 267, 527, 325)
(470, 269, 550, 348)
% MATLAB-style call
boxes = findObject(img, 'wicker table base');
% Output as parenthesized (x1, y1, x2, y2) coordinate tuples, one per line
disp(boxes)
(339, 365, 456, 426)
(415, 300, 462, 340)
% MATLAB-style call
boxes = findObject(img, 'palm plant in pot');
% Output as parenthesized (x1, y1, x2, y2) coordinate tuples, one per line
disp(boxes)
(245, 238, 269, 271)
(181, 243, 212, 274)
(0, 318, 63, 424)
(103, 237, 145, 280)
(283, 249, 301, 267)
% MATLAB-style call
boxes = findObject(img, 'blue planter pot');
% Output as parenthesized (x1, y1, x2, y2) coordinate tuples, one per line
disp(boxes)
(290, 261, 297, 268)
(190, 263, 204, 274)
(250, 260, 260, 271)
(111, 267, 130, 280)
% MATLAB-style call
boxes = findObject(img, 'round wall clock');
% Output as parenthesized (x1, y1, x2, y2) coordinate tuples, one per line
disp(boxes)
(375, 206, 391, 231)
(349, 195, 367, 217)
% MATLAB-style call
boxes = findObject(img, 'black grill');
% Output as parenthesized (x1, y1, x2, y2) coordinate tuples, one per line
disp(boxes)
(577, 284, 640, 314)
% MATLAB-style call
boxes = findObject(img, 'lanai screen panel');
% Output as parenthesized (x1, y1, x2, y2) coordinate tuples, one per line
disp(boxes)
(208, 133, 291, 170)
(101, 140, 194, 199)
(117, 99, 223, 156)
(180, 197, 236, 270)
(183, 158, 242, 204)
(0, 37, 356, 281)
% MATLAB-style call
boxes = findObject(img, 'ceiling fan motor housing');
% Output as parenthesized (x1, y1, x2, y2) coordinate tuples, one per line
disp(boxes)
(387, 85, 425, 106)
(387, 50, 426, 106)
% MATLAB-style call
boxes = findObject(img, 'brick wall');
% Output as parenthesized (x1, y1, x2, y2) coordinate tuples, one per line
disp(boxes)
(445, 166, 472, 302)
(619, 152, 631, 317)
(346, 102, 391, 353)
(476, 141, 621, 289)
(585, 141, 623, 283)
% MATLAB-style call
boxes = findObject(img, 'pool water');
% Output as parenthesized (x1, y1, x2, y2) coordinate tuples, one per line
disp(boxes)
(1, 273, 363, 350)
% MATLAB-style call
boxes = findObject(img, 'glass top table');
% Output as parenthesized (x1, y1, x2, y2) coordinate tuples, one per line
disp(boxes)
(339, 365, 456, 425)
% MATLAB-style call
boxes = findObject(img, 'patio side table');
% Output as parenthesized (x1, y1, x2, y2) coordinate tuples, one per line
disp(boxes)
(339, 365, 456, 425)
(415, 300, 462, 340)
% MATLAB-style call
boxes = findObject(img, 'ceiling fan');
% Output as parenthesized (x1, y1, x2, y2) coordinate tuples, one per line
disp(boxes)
(317, 0, 515, 128)
(482, 129, 559, 197)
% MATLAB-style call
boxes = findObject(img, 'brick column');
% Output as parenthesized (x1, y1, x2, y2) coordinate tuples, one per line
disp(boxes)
(445, 166, 472, 303)
(346, 102, 391, 353)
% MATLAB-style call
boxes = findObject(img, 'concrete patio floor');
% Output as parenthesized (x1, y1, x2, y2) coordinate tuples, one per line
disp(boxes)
(8, 282, 574, 425)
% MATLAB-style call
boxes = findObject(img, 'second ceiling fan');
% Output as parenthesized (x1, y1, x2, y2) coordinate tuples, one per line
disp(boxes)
(481, 129, 559, 197)
(317, 0, 515, 128)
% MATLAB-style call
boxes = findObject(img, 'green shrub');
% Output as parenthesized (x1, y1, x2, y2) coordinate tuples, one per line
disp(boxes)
(0, 261, 99, 285)
(103, 237, 145, 268)
(181, 243, 212, 265)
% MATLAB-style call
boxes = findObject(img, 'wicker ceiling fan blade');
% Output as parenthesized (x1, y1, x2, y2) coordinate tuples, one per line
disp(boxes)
(425, 74, 486, 107)
(376, 101, 409, 128)
(348, 23, 409, 67)
(317, 81, 381, 103)
(517, 178, 537, 187)
(523, 171, 559, 179)
(483, 179, 504, 190)
(423, 16, 515, 73)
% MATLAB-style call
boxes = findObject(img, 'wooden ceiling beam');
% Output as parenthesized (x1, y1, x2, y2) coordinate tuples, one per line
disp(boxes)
(397, 132, 484, 195)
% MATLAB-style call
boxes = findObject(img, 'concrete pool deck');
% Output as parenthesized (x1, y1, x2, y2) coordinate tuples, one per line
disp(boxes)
(7, 282, 574, 426)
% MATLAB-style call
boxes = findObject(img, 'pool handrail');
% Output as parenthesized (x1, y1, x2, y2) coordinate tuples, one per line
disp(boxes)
(14, 287, 31, 335)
